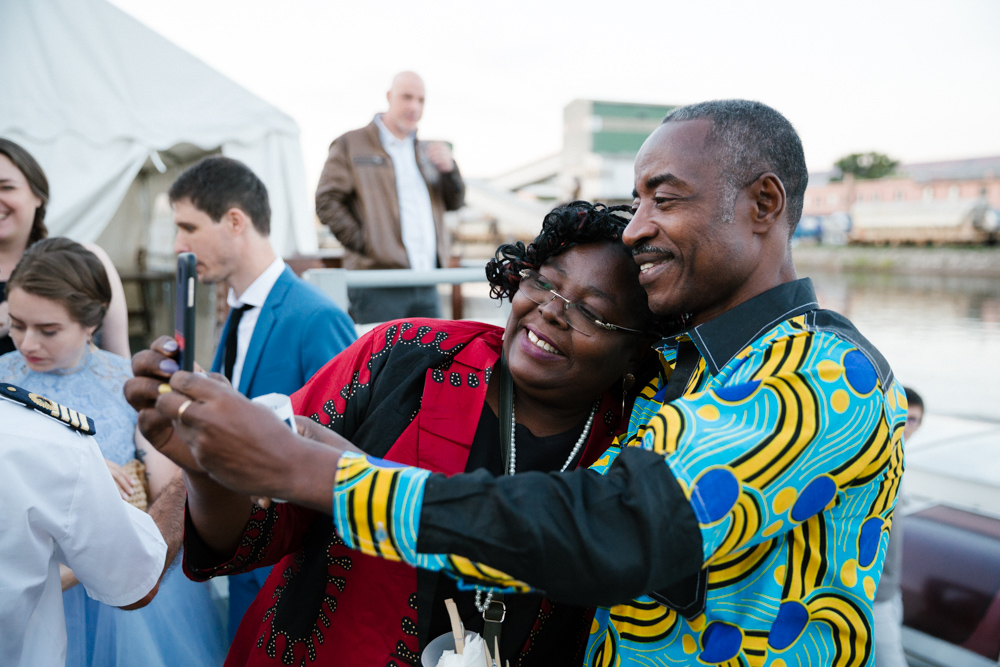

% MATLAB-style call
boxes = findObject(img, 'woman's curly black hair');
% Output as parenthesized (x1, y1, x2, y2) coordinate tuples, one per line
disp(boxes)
(486, 201, 635, 302)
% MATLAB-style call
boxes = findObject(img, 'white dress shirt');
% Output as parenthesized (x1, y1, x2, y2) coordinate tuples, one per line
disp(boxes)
(226, 256, 285, 391)
(374, 114, 438, 271)
(0, 400, 166, 667)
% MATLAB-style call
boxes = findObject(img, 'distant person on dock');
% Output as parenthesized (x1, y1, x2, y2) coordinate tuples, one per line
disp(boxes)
(315, 71, 465, 324)
(873, 386, 923, 667)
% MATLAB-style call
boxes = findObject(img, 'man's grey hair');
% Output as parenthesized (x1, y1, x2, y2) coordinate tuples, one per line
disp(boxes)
(663, 100, 808, 229)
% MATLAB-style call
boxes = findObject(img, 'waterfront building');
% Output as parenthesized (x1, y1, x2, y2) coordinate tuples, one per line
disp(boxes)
(802, 156, 1000, 244)
(457, 100, 676, 251)
(488, 99, 677, 204)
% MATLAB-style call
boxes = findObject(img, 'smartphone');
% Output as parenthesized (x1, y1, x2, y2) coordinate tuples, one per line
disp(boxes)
(175, 253, 197, 372)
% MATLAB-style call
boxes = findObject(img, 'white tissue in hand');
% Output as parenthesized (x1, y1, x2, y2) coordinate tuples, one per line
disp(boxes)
(436, 632, 486, 666)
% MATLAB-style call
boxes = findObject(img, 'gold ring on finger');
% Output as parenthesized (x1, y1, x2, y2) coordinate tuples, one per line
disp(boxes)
(176, 399, 193, 426)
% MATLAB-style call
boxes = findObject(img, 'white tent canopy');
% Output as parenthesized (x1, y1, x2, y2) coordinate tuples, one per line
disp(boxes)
(0, 0, 317, 267)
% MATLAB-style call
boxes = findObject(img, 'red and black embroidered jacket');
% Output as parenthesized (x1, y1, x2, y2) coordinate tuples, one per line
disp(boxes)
(183, 319, 624, 666)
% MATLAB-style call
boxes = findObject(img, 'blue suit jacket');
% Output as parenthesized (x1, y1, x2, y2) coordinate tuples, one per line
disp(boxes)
(211, 266, 356, 399)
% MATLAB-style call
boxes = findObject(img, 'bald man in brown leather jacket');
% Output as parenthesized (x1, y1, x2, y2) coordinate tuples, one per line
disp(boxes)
(315, 72, 465, 323)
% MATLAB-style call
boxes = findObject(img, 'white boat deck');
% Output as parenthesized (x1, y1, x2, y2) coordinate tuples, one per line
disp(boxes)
(904, 414, 1000, 519)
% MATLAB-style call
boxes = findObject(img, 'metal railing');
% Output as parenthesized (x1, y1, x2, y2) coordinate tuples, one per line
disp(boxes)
(303, 267, 488, 314)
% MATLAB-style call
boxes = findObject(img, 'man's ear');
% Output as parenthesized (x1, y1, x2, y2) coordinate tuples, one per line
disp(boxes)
(748, 173, 786, 234)
(224, 207, 250, 235)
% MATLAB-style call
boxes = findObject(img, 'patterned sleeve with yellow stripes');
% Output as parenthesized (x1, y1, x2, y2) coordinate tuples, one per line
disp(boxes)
(332, 452, 533, 593)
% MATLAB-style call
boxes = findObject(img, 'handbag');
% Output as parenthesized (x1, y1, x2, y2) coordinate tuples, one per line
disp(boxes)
(120, 459, 150, 511)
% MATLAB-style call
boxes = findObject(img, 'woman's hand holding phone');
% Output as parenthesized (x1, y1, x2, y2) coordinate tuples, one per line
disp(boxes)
(124, 336, 206, 473)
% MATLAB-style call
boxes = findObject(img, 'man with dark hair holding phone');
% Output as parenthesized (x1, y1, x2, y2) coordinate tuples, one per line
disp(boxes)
(167, 155, 356, 639)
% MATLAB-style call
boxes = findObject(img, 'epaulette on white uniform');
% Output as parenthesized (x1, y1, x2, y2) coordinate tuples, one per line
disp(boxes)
(0, 383, 97, 435)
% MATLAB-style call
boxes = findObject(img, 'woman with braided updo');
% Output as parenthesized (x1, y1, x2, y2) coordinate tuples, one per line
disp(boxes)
(170, 201, 665, 666)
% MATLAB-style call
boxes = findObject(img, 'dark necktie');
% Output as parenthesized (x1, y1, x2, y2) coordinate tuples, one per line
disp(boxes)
(662, 339, 701, 403)
(223, 304, 253, 382)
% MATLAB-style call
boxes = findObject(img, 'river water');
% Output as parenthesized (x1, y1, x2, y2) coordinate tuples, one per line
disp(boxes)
(805, 270, 1000, 422)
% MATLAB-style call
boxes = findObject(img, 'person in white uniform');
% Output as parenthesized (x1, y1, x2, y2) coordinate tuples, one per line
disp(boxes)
(0, 386, 170, 667)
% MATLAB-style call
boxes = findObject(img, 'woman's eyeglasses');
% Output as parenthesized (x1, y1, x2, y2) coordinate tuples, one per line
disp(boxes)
(517, 269, 650, 337)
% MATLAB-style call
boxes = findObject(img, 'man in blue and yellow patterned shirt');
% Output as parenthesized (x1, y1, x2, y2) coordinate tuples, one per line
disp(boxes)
(142, 100, 907, 667)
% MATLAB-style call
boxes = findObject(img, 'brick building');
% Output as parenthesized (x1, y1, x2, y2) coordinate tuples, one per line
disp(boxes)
(802, 156, 1000, 244)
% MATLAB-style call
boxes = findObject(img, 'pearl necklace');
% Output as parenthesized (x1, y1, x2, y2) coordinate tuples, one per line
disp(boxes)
(475, 587, 495, 613)
(476, 398, 600, 613)
(507, 399, 599, 476)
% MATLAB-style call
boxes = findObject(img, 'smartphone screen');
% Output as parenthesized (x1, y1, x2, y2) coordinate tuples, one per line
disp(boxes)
(175, 253, 197, 372)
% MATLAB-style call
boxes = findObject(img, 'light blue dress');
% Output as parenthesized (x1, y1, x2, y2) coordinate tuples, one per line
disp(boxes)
(0, 347, 227, 666)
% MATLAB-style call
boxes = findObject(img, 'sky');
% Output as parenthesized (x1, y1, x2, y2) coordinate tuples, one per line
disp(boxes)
(108, 0, 1000, 189)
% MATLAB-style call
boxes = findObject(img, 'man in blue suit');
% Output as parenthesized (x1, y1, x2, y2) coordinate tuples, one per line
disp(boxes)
(169, 156, 356, 641)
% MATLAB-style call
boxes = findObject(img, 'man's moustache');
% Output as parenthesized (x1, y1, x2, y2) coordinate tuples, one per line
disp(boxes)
(631, 245, 674, 259)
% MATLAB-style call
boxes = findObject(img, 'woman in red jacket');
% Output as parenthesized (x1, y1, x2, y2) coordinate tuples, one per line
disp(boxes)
(181, 202, 666, 666)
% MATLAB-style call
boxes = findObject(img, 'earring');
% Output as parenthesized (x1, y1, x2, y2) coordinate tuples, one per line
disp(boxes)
(621, 373, 636, 416)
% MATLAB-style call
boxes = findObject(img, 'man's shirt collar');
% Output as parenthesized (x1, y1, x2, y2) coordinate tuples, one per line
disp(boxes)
(374, 113, 415, 148)
(666, 278, 820, 375)
(227, 256, 285, 310)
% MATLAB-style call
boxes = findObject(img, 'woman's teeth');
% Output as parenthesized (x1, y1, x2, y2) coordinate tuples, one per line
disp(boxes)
(527, 329, 561, 355)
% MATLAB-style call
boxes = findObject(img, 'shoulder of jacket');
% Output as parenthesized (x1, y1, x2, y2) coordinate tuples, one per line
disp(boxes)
(378, 319, 501, 369)
(0, 383, 97, 435)
(803, 309, 895, 389)
(336, 123, 379, 146)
